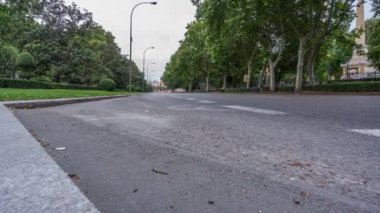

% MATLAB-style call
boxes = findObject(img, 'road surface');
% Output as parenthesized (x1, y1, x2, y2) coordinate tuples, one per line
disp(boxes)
(15, 93, 380, 212)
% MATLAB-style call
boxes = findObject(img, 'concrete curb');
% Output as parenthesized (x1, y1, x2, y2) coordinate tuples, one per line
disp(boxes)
(3, 94, 132, 109)
(0, 96, 136, 212)
(0, 104, 99, 212)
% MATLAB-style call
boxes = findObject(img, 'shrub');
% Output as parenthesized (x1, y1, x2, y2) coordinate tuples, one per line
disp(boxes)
(0, 78, 99, 90)
(16, 51, 36, 67)
(223, 88, 257, 93)
(304, 81, 380, 92)
(33, 76, 53, 83)
(126, 85, 143, 92)
(16, 51, 36, 80)
(223, 82, 380, 93)
(133, 87, 143, 92)
(99, 78, 116, 91)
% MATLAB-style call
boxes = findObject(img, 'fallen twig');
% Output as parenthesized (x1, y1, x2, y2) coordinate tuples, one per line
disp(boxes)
(152, 168, 168, 175)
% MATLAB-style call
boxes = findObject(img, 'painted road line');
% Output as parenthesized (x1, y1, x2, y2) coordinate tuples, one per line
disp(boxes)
(348, 129, 380, 137)
(198, 100, 217, 104)
(185, 98, 197, 101)
(168, 105, 232, 112)
(222, 105, 288, 115)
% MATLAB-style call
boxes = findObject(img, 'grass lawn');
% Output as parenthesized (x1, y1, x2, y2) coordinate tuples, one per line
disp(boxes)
(0, 88, 132, 101)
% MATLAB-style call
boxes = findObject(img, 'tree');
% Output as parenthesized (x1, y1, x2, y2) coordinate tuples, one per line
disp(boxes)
(161, 0, 360, 92)
(203, 0, 262, 89)
(0, 44, 18, 78)
(256, 0, 288, 92)
(287, 0, 355, 92)
(372, 0, 380, 17)
(367, 18, 380, 70)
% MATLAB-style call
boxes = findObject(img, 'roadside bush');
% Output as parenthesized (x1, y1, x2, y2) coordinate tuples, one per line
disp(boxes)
(126, 85, 143, 92)
(0, 78, 99, 90)
(32, 76, 53, 83)
(328, 78, 380, 83)
(223, 82, 380, 93)
(133, 87, 143, 92)
(223, 88, 258, 93)
(304, 81, 380, 92)
(99, 78, 116, 91)
(16, 51, 36, 80)
(16, 51, 36, 67)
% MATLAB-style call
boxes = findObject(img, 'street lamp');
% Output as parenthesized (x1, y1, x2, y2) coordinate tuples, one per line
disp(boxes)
(129, 1, 157, 92)
(148, 70, 156, 84)
(143, 46, 155, 91)
(146, 62, 155, 91)
(146, 62, 155, 76)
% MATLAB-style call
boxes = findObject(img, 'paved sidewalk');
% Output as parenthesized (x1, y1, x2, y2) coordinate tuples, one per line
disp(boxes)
(0, 103, 99, 213)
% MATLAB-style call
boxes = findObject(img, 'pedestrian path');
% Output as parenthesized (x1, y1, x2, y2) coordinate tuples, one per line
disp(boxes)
(0, 103, 99, 213)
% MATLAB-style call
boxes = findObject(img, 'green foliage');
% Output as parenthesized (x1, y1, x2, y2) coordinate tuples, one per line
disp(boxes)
(372, 0, 380, 17)
(0, 44, 18, 78)
(222, 81, 380, 93)
(367, 18, 380, 70)
(163, 0, 357, 92)
(0, 78, 99, 90)
(304, 81, 380, 92)
(0, 0, 146, 88)
(126, 85, 143, 92)
(133, 87, 143, 92)
(32, 76, 53, 83)
(0, 88, 130, 101)
(16, 51, 36, 80)
(16, 51, 36, 67)
(316, 32, 355, 80)
(99, 78, 116, 91)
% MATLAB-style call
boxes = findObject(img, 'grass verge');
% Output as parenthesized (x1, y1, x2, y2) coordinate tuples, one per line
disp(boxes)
(0, 88, 132, 101)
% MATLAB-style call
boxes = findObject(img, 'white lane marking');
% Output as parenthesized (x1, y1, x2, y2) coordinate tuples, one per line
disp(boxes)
(167, 95, 185, 98)
(222, 105, 288, 115)
(198, 100, 217, 104)
(348, 129, 380, 137)
(72, 114, 100, 121)
(185, 98, 197, 101)
(168, 105, 232, 112)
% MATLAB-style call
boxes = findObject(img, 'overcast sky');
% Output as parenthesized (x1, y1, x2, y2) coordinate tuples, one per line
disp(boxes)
(66, 0, 373, 82)
(66, 0, 196, 83)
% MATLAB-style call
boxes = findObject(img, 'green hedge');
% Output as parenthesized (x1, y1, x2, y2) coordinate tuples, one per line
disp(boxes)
(222, 88, 257, 93)
(303, 81, 380, 92)
(0, 78, 99, 90)
(223, 81, 380, 93)
(328, 78, 380, 83)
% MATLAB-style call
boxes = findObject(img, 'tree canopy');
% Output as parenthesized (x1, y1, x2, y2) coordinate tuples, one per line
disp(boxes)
(163, 0, 378, 92)
(0, 0, 145, 89)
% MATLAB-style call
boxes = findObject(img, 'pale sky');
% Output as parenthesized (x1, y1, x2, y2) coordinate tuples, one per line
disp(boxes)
(66, 0, 196, 82)
(66, 0, 373, 82)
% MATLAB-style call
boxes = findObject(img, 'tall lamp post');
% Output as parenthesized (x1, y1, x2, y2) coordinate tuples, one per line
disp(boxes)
(143, 46, 155, 91)
(129, 1, 157, 92)
(148, 70, 156, 85)
(146, 62, 155, 90)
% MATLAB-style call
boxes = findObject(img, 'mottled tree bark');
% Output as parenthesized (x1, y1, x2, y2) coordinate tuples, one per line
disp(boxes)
(295, 36, 307, 93)
(246, 61, 252, 89)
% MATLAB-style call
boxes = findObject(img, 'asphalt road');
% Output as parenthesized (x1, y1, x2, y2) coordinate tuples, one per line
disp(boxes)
(15, 93, 380, 213)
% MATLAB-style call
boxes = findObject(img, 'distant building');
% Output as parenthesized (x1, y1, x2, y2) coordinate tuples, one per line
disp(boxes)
(341, 0, 378, 80)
